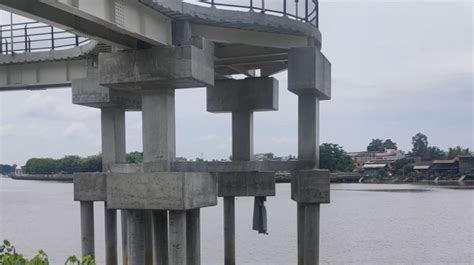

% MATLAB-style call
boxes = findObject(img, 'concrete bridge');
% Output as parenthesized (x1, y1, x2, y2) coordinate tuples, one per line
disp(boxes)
(0, 1, 332, 265)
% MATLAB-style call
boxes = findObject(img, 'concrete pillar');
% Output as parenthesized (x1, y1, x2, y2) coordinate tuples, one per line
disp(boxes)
(128, 210, 146, 265)
(105, 203, 118, 265)
(169, 211, 187, 265)
(122, 210, 129, 265)
(101, 107, 126, 265)
(186, 209, 200, 265)
(142, 88, 176, 264)
(153, 211, 169, 265)
(231, 111, 253, 161)
(223, 197, 235, 265)
(297, 203, 305, 265)
(145, 212, 154, 265)
(80, 201, 95, 258)
(303, 204, 320, 265)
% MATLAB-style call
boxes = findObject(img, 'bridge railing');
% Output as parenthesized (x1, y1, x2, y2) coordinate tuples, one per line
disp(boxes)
(195, 0, 319, 27)
(0, 21, 88, 55)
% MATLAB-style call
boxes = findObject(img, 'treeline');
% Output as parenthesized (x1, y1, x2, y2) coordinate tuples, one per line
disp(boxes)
(0, 164, 17, 175)
(24, 155, 102, 175)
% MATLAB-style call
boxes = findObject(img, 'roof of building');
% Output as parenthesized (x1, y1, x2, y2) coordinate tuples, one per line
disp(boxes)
(432, 159, 457, 164)
(363, 164, 388, 169)
(413, 165, 430, 170)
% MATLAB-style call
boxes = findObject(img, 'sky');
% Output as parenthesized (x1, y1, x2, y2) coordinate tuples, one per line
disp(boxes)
(0, 1, 473, 165)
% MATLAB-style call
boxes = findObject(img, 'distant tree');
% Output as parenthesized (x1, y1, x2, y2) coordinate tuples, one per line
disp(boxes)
(176, 157, 188, 162)
(428, 146, 447, 160)
(57, 156, 82, 174)
(320, 143, 355, 172)
(383, 139, 398, 150)
(127, 152, 143, 164)
(447, 146, 471, 159)
(392, 158, 415, 176)
(24, 158, 57, 174)
(0, 164, 16, 175)
(412, 133, 429, 157)
(79, 155, 102, 172)
(367, 139, 385, 152)
(195, 157, 205, 163)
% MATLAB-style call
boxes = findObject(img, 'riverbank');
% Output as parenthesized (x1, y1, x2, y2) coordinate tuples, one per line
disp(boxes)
(10, 174, 73, 182)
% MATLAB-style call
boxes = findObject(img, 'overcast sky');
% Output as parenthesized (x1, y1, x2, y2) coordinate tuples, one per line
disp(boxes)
(0, 1, 472, 165)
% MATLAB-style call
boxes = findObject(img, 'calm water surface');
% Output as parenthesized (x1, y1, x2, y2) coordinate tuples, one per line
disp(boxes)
(0, 177, 473, 265)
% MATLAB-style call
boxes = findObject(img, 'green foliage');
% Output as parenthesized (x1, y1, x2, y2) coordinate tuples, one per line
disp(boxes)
(0, 240, 94, 265)
(320, 143, 355, 172)
(24, 155, 102, 175)
(57, 156, 82, 174)
(447, 146, 471, 159)
(79, 155, 102, 172)
(412, 132, 429, 157)
(367, 139, 385, 152)
(367, 138, 398, 152)
(428, 146, 447, 160)
(24, 158, 57, 174)
(126, 152, 143, 164)
(392, 158, 415, 176)
(0, 164, 16, 175)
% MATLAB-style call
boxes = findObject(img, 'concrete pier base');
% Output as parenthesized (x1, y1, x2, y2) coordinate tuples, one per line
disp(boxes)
(303, 204, 320, 265)
(186, 209, 200, 265)
(224, 197, 235, 265)
(80, 201, 95, 258)
(121, 210, 128, 265)
(169, 210, 187, 265)
(105, 204, 118, 265)
(153, 210, 169, 265)
(146, 211, 154, 265)
(128, 210, 146, 265)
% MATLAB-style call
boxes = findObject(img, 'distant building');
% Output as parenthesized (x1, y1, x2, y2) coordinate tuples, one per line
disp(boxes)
(14, 166, 23, 176)
(348, 151, 377, 168)
(375, 149, 404, 161)
(362, 161, 391, 177)
(350, 149, 404, 170)
(458, 156, 474, 175)
(430, 159, 458, 176)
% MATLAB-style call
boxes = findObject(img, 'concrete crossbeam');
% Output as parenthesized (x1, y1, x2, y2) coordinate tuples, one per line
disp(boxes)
(291, 170, 330, 204)
(288, 48, 331, 100)
(218, 172, 275, 197)
(74, 173, 107, 202)
(207, 77, 279, 113)
(99, 43, 214, 90)
(72, 77, 141, 111)
(107, 172, 217, 210)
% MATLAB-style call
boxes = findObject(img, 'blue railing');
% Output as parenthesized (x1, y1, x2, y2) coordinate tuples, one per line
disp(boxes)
(0, 21, 88, 55)
(198, 0, 319, 27)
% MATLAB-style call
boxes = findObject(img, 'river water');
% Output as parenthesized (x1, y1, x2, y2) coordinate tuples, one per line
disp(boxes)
(0, 177, 473, 265)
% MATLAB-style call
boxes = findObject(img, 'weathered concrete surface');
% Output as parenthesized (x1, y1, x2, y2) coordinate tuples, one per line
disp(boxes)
(207, 77, 279, 113)
(108, 160, 315, 174)
(80, 201, 95, 258)
(128, 210, 146, 265)
(99, 43, 214, 90)
(105, 203, 118, 265)
(107, 172, 217, 210)
(72, 77, 141, 111)
(152, 211, 169, 265)
(169, 211, 187, 265)
(298, 97, 320, 165)
(232, 111, 254, 162)
(291, 170, 330, 204)
(186, 209, 200, 265)
(288, 48, 331, 100)
(101, 108, 127, 170)
(74, 173, 107, 202)
(223, 197, 235, 265)
(303, 204, 320, 265)
(218, 172, 275, 197)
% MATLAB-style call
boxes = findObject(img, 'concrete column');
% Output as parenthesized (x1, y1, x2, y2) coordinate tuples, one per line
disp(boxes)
(101, 107, 126, 265)
(223, 197, 235, 265)
(142, 88, 176, 264)
(105, 203, 118, 265)
(297, 203, 305, 265)
(231, 111, 253, 161)
(122, 210, 128, 265)
(303, 204, 320, 265)
(128, 210, 146, 265)
(145, 212, 154, 265)
(142, 88, 176, 163)
(297, 95, 321, 265)
(297, 96, 320, 167)
(80, 201, 95, 258)
(153, 211, 169, 265)
(186, 209, 200, 265)
(169, 211, 187, 265)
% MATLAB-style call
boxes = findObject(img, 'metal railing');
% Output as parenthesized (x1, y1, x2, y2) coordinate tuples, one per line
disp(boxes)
(0, 21, 88, 55)
(199, 0, 319, 27)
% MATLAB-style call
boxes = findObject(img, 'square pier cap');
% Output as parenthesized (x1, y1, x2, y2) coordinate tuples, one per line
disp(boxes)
(288, 47, 331, 100)
(207, 77, 279, 113)
(218, 171, 276, 197)
(107, 172, 217, 210)
(72, 77, 141, 111)
(74, 173, 107, 202)
(291, 169, 330, 204)
(99, 42, 214, 90)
